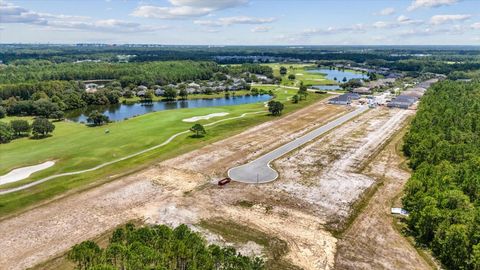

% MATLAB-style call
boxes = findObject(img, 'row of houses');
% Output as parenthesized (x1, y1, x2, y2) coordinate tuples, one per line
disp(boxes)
(328, 93, 361, 105)
(136, 78, 250, 97)
(351, 78, 397, 95)
(333, 64, 402, 78)
(330, 78, 438, 109)
(386, 79, 438, 109)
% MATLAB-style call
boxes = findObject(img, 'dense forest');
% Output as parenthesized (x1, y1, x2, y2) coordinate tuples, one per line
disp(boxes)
(0, 61, 273, 119)
(402, 80, 480, 269)
(0, 61, 220, 85)
(2, 45, 479, 80)
(68, 223, 264, 270)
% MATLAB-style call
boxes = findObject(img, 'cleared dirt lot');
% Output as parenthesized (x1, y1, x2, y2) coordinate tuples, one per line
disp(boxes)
(0, 100, 346, 270)
(271, 108, 412, 230)
(0, 101, 428, 270)
(334, 114, 432, 270)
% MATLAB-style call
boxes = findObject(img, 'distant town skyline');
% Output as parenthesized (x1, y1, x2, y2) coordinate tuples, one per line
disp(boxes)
(1, 0, 479, 45)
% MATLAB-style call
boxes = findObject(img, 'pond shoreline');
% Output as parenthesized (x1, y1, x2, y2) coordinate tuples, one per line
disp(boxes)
(66, 94, 272, 123)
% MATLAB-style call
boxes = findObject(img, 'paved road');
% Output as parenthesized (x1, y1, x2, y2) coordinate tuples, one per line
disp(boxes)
(228, 105, 369, 183)
(251, 84, 341, 95)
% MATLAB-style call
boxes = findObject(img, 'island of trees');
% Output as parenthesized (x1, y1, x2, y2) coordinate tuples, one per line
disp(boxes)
(68, 223, 264, 270)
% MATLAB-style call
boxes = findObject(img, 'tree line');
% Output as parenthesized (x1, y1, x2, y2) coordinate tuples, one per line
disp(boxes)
(0, 118, 55, 143)
(0, 61, 274, 119)
(402, 80, 480, 269)
(68, 223, 264, 270)
(0, 61, 220, 85)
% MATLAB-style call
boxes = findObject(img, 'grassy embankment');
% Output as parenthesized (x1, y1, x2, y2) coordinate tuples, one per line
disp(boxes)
(0, 87, 328, 217)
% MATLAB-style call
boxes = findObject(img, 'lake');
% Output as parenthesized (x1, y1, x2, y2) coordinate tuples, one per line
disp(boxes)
(66, 94, 271, 122)
(307, 68, 368, 83)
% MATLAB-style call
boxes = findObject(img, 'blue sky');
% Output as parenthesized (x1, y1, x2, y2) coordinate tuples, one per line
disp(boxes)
(1, 0, 479, 45)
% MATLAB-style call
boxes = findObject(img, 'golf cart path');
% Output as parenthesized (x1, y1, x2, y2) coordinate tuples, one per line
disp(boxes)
(0, 111, 264, 195)
(228, 105, 369, 183)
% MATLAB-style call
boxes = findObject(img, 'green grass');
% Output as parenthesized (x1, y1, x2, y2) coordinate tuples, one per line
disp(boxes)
(0, 88, 328, 218)
(262, 63, 337, 87)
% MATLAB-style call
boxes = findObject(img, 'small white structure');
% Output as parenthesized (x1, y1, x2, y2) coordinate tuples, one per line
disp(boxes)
(154, 88, 164, 96)
(188, 82, 200, 88)
(137, 85, 148, 91)
(353, 87, 372, 94)
(85, 83, 98, 93)
(391, 208, 409, 216)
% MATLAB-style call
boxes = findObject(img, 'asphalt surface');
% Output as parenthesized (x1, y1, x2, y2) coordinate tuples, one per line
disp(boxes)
(228, 105, 369, 183)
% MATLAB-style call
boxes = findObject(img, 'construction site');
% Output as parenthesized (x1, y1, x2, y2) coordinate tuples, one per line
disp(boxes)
(0, 91, 434, 270)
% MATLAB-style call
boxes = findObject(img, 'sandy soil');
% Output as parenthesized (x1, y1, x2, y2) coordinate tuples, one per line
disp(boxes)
(182, 112, 229, 122)
(0, 100, 346, 270)
(0, 161, 55, 185)
(0, 101, 426, 270)
(334, 112, 432, 270)
(272, 108, 412, 230)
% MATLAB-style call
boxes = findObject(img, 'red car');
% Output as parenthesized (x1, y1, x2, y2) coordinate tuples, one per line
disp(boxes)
(218, 178, 231, 186)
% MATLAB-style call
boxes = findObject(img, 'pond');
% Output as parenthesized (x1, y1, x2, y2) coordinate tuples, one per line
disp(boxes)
(66, 94, 271, 122)
(307, 68, 368, 83)
(311, 85, 341, 91)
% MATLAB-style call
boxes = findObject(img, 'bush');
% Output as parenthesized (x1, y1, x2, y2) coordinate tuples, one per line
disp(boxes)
(87, 110, 109, 126)
(32, 117, 55, 138)
(10, 119, 31, 137)
(267, 100, 284, 116)
(0, 106, 6, 118)
(190, 123, 206, 137)
(50, 110, 65, 121)
(0, 122, 14, 143)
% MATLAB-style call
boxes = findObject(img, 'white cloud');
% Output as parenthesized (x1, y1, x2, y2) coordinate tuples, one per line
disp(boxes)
(373, 21, 394, 29)
(371, 15, 424, 29)
(302, 24, 366, 36)
(399, 28, 436, 36)
(430, 14, 471, 25)
(251, 26, 271, 32)
(132, 0, 247, 19)
(48, 19, 168, 33)
(194, 16, 275, 27)
(471, 22, 480, 29)
(400, 25, 465, 36)
(0, 2, 47, 24)
(408, 0, 460, 11)
(169, 0, 247, 10)
(0, 1, 165, 33)
(397, 15, 423, 25)
(377, 7, 395, 16)
(131, 5, 212, 19)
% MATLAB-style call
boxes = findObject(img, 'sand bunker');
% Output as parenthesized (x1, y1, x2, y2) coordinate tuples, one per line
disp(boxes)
(182, 112, 229, 122)
(0, 161, 55, 185)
